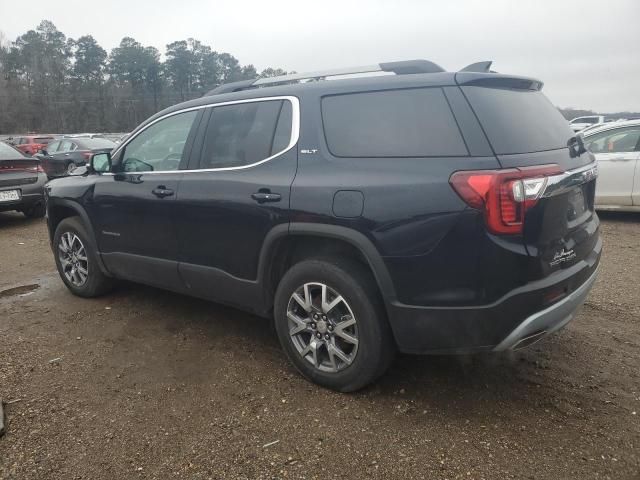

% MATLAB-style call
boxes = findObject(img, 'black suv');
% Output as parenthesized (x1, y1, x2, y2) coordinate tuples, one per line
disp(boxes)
(45, 60, 601, 391)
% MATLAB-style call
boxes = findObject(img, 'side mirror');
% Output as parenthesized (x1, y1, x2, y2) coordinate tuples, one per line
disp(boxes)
(38, 149, 48, 156)
(90, 152, 112, 173)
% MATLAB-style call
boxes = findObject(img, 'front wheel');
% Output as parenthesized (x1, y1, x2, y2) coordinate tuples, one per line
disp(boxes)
(53, 217, 113, 297)
(274, 258, 395, 392)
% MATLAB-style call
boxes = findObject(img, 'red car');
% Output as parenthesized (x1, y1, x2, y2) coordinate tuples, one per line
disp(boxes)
(13, 135, 56, 156)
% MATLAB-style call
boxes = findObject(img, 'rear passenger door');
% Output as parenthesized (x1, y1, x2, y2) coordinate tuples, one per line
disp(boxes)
(175, 96, 299, 309)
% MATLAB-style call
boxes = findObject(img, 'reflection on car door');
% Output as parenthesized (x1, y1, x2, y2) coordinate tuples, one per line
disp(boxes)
(174, 98, 298, 311)
(91, 109, 202, 291)
(585, 126, 640, 206)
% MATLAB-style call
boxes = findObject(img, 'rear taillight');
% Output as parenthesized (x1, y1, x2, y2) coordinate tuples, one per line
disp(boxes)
(37, 164, 46, 173)
(450, 164, 562, 235)
(81, 151, 92, 160)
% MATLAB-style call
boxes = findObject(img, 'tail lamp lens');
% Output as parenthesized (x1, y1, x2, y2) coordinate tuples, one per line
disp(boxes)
(450, 165, 561, 235)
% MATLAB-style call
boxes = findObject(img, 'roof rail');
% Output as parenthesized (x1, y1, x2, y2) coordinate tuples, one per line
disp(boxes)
(460, 61, 493, 73)
(205, 59, 446, 96)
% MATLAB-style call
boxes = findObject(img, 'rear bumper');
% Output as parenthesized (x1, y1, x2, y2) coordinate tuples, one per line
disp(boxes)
(493, 266, 598, 350)
(387, 236, 601, 354)
(0, 174, 47, 212)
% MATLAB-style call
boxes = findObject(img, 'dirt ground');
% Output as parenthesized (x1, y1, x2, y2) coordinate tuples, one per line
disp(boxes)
(0, 211, 638, 480)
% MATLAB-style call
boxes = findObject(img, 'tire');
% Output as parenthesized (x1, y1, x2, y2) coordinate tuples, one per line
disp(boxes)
(66, 162, 77, 175)
(53, 216, 113, 297)
(22, 202, 45, 218)
(274, 257, 395, 392)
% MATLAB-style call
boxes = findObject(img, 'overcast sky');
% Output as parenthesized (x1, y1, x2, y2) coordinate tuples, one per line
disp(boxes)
(2, 0, 638, 112)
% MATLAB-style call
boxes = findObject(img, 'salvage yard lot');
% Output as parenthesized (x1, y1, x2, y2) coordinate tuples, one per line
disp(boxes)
(0, 212, 639, 479)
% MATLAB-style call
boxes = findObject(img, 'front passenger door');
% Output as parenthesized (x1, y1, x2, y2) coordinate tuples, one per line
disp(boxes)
(91, 110, 202, 291)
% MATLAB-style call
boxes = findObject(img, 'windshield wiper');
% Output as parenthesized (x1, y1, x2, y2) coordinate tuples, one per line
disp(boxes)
(567, 135, 587, 158)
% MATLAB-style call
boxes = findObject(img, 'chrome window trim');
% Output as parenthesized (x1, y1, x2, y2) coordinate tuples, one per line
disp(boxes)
(541, 162, 598, 198)
(108, 95, 300, 175)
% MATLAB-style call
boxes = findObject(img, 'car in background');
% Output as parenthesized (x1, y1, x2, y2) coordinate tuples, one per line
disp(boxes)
(582, 119, 640, 211)
(13, 135, 56, 156)
(0, 141, 47, 218)
(62, 133, 106, 139)
(108, 133, 130, 144)
(37, 137, 116, 177)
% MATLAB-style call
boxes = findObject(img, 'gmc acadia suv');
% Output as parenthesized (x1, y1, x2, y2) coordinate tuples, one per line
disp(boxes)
(45, 60, 601, 392)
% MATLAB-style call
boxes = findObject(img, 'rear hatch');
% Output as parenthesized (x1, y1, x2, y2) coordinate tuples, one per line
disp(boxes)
(457, 74, 600, 281)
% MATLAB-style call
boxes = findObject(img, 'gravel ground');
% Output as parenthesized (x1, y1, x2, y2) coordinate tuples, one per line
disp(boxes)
(0, 211, 639, 480)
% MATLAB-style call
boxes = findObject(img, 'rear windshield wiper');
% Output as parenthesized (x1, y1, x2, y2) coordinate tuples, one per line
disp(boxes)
(567, 135, 587, 158)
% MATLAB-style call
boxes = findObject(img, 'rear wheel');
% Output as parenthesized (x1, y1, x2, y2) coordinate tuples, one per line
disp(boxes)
(53, 217, 113, 297)
(66, 162, 77, 175)
(274, 258, 395, 392)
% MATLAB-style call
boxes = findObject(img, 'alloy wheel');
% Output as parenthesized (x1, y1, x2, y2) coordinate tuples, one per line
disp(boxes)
(286, 282, 359, 373)
(58, 232, 89, 287)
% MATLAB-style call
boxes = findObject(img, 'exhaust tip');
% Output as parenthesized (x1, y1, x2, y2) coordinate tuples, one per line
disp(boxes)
(513, 330, 547, 350)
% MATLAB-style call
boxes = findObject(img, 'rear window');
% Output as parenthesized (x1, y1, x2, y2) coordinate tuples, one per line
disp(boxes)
(199, 99, 291, 169)
(462, 87, 574, 155)
(0, 142, 25, 159)
(322, 88, 468, 157)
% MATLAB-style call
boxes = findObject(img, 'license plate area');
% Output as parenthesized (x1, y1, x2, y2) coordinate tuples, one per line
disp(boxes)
(567, 186, 587, 221)
(0, 189, 21, 202)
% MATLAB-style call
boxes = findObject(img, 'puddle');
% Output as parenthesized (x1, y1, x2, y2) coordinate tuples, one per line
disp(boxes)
(0, 284, 40, 298)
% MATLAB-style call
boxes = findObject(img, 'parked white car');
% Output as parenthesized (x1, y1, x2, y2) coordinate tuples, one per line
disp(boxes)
(582, 119, 640, 211)
(569, 115, 605, 132)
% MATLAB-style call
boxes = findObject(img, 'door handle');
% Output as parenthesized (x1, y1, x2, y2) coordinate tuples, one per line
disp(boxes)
(152, 186, 175, 198)
(251, 190, 281, 203)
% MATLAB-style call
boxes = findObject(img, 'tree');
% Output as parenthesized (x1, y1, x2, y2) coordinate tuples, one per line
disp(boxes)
(0, 21, 295, 133)
(216, 52, 243, 84)
(72, 35, 106, 83)
(259, 67, 287, 78)
(108, 37, 148, 90)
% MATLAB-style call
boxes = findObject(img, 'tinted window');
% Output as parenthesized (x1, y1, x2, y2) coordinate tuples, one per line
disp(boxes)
(322, 88, 467, 157)
(462, 86, 574, 155)
(122, 110, 197, 172)
(585, 127, 640, 154)
(272, 101, 293, 155)
(199, 100, 289, 169)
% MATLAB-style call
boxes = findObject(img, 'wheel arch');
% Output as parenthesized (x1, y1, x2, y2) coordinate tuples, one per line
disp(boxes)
(47, 199, 110, 275)
(258, 223, 397, 314)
